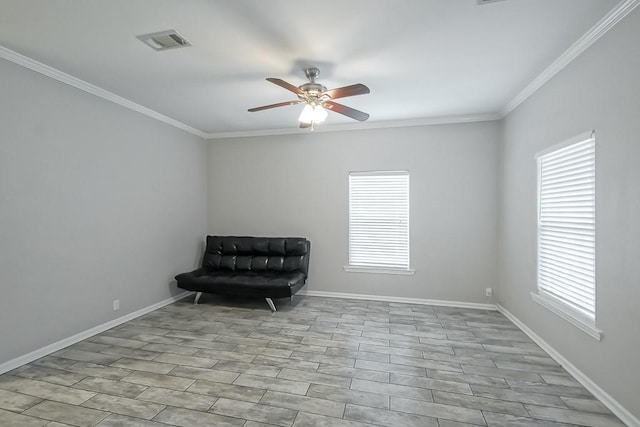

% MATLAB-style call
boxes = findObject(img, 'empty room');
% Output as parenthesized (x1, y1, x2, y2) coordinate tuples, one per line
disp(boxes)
(0, 1, 638, 426)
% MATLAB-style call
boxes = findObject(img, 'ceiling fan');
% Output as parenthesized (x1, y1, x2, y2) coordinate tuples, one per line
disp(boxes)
(248, 68, 370, 129)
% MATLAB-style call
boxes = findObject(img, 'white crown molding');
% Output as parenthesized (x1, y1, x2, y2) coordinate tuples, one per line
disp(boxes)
(204, 113, 502, 140)
(0, 46, 207, 139)
(3, 0, 636, 138)
(500, 0, 640, 117)
(0, 291, 194, 375)
(0, 43, 498, 140)
(298, 289, 497, 311)
(497, 304, 639, 427)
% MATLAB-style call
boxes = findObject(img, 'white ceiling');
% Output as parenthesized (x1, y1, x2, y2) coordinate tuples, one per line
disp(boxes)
(0, 0, 621, 137)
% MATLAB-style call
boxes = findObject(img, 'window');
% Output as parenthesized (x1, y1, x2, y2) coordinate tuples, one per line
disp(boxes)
(533, 131, 600, 339)
(345, 171, 413, 275)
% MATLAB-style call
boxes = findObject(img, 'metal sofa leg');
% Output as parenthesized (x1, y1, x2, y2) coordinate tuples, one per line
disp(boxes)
(266, 298, 277, 312)
(194, 292, 202, 305)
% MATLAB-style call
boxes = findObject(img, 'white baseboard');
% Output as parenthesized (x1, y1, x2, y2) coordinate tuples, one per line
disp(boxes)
(0, 291, 194, 375)
(298, 289, 497, 311)
(497, 304, 639, 427)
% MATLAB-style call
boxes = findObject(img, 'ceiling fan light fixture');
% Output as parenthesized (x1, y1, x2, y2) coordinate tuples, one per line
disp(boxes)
(313, 105, 328, 123)
(298, 104, 314, 124)
(298, 103, 328, 125)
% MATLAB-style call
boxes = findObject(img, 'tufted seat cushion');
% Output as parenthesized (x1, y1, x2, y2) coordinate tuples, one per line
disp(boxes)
(175, 236, 310, 302)
(175, 269, 307, 298)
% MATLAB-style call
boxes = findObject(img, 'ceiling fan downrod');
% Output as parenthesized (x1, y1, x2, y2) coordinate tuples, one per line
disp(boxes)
(304, 67, 320, 83)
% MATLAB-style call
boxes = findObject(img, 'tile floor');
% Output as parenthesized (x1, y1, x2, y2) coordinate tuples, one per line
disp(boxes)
(0, 295, 626, 426)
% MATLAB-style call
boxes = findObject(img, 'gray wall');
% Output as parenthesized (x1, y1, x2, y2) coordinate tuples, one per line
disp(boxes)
(208, 122, 500, 303)
(498, 7, 640, 418)
(0, 59, 208, 365)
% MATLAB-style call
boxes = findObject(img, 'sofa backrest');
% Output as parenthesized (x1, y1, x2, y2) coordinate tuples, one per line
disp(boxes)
(202, 236, 310, 276)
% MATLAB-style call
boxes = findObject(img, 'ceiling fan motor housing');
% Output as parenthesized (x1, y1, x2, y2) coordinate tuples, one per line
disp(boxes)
(298, 82, 329, 103)
(298, 67, 330, 104)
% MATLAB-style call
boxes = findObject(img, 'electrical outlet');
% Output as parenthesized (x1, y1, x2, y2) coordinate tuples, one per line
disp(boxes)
(485, 288, 493, 297)
(113, 299, 120, 311)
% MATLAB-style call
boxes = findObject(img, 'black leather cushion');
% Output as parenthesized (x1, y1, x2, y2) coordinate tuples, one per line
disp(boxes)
(203, 236, 310, 275)
(175, 268, 307, 299)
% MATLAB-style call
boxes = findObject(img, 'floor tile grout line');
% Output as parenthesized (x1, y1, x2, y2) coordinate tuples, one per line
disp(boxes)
(0, 296, 624, 426)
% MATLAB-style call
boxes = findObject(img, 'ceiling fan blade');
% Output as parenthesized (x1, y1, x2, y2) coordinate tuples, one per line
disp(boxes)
(323, 83, 370, 100)
(323, 100, 369, 122)
(266, 78, 304, 95)
(248, 100, 301, 112)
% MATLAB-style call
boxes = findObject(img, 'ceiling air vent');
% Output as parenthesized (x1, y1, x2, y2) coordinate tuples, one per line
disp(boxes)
(137, 30, 191, 51)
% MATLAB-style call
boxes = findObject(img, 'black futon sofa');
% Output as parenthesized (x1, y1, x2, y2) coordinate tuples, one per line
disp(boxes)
(175, 236, 310, 312)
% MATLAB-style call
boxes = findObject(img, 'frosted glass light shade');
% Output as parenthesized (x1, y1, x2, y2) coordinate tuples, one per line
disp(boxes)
(298, 104, 314, 124)
(313, 105, 328, 123)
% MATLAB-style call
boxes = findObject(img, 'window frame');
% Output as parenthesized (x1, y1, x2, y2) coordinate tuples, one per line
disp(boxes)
(532, 131, 601, 340)
(344, 170, 414, 276)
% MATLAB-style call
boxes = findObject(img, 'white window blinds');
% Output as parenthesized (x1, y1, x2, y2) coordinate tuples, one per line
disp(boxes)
(349, 171, 410, 270)
(537, 135, 596, 320)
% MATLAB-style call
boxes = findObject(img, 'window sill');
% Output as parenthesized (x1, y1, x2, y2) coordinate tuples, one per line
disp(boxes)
(344, 266, 415, 276)
(530, 292, 602, 341)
